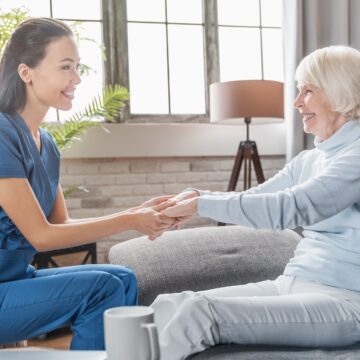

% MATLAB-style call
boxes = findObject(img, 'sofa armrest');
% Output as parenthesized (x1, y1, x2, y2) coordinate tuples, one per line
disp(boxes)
(109, 226, 300, 305)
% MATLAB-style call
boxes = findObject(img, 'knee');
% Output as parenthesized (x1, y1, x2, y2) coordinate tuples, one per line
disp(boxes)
(180, 294, 210, 315)
(96, 266, 138, 306)
(93, 272, 126, 298)
(158, 293, 211, 325)
(152, 292, 197, 332)
(153, 291, 197, 310)
(163, 295, 219, 342)
(122, 268, 138, 292)
(98, 265, 137, 292)
(121, 269, 138, 305)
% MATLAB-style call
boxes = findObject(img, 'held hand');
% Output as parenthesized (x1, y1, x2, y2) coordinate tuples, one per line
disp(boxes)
(139, 194, 175, 208)
(170, 190, 199, 203)
(139, 191, 197, 210)
(147, 200, 178, 240)
(132, 205, 175, 239)
(160, 191, 200, 232)
(132, 199, 177, 240)
(162, 197, 198, 219)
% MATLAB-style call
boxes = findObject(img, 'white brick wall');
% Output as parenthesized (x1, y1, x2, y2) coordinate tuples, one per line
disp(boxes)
(61, 156, 286, 263)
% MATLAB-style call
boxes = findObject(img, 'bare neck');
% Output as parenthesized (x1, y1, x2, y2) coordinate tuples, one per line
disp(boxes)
(18, 104, 48, 137)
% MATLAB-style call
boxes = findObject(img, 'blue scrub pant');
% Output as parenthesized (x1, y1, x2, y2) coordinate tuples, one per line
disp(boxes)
(0, 264, 137, 350)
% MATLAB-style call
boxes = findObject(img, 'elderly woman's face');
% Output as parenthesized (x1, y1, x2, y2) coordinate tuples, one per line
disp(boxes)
(294, 84, 347, 141)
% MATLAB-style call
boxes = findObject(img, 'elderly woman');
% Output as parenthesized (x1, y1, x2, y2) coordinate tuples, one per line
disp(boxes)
(153, 45, 360, 359)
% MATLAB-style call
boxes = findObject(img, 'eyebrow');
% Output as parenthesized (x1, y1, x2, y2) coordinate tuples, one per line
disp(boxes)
(59, 58, 81, 63)
(296, 84, 308, 90)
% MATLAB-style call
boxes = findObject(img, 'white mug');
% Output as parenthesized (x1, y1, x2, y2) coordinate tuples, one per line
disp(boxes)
(104, 306, 160, 360)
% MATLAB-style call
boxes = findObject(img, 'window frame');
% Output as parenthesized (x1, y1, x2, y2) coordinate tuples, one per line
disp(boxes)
(101, 0, 282, 123)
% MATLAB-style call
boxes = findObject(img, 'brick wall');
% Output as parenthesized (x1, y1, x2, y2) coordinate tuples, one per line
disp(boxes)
(61, 156, 285, 263)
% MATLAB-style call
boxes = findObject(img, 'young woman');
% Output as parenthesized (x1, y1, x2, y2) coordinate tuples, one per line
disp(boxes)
(155, 46, 360, 359)
(0, 17, 174, 349)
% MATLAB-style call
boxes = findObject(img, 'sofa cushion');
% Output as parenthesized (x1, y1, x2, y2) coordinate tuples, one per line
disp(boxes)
(190, 343, 360, 359)
(109, 225, 300, 305)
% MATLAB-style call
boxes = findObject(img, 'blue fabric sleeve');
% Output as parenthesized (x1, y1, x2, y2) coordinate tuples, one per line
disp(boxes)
(0, 126, 26, 178)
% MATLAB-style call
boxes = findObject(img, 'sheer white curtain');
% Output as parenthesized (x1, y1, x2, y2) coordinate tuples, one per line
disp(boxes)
(283, 0, 360, 161)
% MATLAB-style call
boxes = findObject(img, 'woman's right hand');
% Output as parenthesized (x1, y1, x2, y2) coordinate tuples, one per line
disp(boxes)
(130, 201, 175, 239)
(165, 190, 200, 230)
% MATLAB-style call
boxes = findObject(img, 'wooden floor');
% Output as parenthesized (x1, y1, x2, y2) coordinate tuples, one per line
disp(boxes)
(28, 327, 72, 350)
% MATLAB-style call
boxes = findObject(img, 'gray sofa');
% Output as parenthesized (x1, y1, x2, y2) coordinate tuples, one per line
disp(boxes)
(109, 225, 360, 359)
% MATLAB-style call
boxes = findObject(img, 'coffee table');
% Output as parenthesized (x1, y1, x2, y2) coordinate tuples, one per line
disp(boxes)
(0, 349, 107, 359)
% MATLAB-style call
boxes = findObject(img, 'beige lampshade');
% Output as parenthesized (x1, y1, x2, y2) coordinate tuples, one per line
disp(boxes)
(210, 80, 284, 123)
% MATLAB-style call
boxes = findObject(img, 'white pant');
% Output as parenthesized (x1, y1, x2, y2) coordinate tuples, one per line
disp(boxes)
(151, 276, 360, 360)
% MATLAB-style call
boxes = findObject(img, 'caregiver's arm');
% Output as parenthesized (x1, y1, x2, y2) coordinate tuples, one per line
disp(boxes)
(0, 178, 174, 252)
(49, 185, 174, 225)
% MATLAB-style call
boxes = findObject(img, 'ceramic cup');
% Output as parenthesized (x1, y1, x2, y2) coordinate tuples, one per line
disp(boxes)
(104, 306, 160, 360)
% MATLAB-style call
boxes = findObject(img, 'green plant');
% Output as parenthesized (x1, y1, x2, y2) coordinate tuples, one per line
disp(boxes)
(0, 7, 28, 57)
(44, 84, 129, 151)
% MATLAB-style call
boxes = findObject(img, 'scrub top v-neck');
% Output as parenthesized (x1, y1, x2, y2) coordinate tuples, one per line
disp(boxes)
(0, 111, 60, 282)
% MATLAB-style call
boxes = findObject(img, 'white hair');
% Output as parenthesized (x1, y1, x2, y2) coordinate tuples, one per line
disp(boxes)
(295, 45, 360, 119)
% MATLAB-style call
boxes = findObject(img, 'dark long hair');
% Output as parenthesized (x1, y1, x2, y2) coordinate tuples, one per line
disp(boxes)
(0, 17, 73, 114)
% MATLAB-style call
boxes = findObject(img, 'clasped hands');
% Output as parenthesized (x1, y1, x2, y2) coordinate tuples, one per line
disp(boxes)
(133, 190, 199, 240)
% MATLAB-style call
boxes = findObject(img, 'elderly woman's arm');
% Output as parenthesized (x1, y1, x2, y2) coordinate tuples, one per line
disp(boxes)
(197, 148, 360, 229)
(165, 145, 360, 229)
(164, 154, 298, 224)
(189, 155, 298, 200)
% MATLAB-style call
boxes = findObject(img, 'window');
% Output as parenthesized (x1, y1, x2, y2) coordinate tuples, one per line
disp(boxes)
(218, 0, 283, 81)
(0, 0, 103, 123)
(104, 0, 283, 122)
(127, 0, 205, 115)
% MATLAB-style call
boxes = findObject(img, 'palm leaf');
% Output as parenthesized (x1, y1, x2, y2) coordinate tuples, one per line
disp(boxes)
(43, 119, 100, 151)
(63, 185, 89, 198)
(43, 84, 129, 151)
(65, 84, 129, 123)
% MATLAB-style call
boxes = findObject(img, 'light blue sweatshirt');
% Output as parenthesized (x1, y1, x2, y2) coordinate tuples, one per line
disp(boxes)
(198, 120, 360, 291)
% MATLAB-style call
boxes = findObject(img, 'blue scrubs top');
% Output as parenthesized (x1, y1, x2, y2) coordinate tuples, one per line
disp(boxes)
(0, 112, 60, 282)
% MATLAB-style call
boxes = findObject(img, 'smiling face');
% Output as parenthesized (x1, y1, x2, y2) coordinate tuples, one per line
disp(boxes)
(294, 83, 347, 141)
(20, 35, 81, 113)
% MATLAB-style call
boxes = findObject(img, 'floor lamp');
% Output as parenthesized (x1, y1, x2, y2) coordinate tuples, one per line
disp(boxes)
(210, 80, 284, 192)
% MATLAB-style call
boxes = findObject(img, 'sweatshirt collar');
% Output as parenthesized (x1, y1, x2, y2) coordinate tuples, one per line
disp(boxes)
(314, 119, 360, 152)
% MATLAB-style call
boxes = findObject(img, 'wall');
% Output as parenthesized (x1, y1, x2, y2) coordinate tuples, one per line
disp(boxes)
(61, 155, 286, 263)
